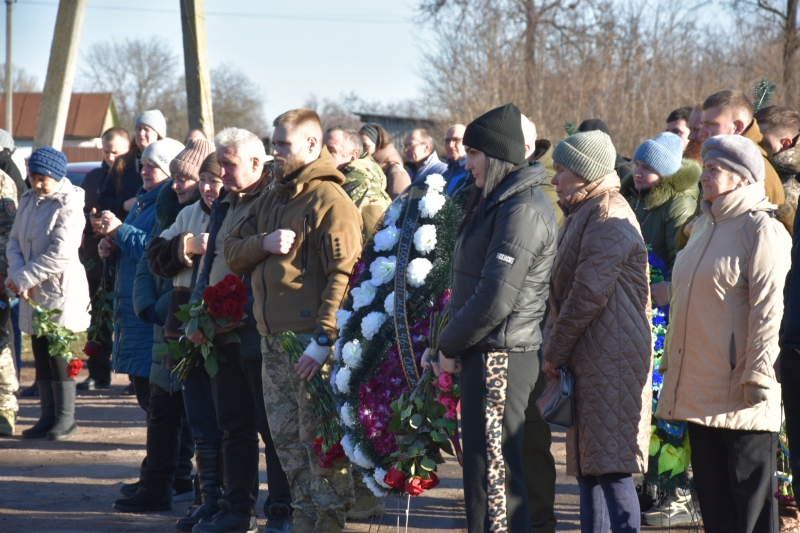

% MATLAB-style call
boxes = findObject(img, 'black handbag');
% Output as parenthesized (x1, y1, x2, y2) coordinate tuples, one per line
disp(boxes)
(535, 365, 575, 429)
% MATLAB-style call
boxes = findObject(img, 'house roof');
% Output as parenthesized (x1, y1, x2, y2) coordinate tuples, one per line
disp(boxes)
(0, 92, 116, 140)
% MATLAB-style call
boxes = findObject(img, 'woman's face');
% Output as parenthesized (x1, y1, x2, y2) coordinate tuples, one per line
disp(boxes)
(465, 147, 487, 188)
(29, 173, 59, 196)
(172, 173, 200, 204)
(700, 159, 747, 203)
(361, 134, 376, 155)
(135, 125, 159, 152)
(633, 161, 662, 191)
(199, 171, 224, 208)
(552, 163, 588, 204)
(141, 161, 169, 191)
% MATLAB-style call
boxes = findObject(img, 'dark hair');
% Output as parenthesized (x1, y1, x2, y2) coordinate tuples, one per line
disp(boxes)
(754, 106, 800, 137)
(457, 155, 514, 236)
(666, 106, 693, 124)
(102, 127, 130, 142)
(359, 123, 391, 150)
(702, 90, 753, 119)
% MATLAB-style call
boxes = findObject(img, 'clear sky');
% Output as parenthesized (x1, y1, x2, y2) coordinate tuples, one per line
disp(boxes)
(5, 0, 427, 125)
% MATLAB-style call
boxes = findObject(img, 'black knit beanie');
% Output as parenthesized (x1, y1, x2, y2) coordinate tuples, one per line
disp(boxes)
(578, 118, 611, 136)
(463, 103, 526, 166)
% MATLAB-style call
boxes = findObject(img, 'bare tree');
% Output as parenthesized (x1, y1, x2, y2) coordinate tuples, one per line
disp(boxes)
(0, 63, 39, 92)
(211, 65, 268, 136)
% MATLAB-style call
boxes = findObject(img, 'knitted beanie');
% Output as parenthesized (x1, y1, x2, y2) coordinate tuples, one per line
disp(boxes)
(552, 130, 617, 182)
(632, 132, 683, 178)
(701, 134, 765, 184)
(169, 138, 213, 181)
(0, 129, 14, 150)
(361, 124, 380, 147)
(135, 110, 167, 139)
(28, 146, 68, 181)
(578, 119, 611, 136)
(142, 138, 185, 176)
(463, 103, 526, 166)
(199, 151, 220, 177)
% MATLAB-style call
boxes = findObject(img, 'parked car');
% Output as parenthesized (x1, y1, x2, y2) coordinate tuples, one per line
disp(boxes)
(65, 161, 102, 187)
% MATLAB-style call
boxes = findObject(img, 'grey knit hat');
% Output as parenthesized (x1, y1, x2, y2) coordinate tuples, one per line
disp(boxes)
(552, 130, 617, 182)
(169, 138, 213, 181)
(701, 135, 765, 184)
(632, 132, 683, 178)
(135, 110, 167, 139)
(0, 129, 14, 150)
(142, 138, 185, 176)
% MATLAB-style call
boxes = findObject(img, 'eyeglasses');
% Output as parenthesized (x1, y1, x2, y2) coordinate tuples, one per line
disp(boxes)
(444, 137, 463, 144)
(404, 142, 425, 150)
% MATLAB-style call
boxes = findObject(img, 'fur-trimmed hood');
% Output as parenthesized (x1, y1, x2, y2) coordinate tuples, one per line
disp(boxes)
(644, 158, 701, 211)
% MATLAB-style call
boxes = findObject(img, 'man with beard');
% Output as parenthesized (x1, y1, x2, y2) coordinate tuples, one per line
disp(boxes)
(188, 128, 292, 533)
(682, 105, 704, 163)
(754, 106, 800, 211)
(225, 109, 362, 533)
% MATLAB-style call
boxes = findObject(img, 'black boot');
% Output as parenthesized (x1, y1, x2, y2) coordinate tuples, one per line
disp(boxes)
(191, 499, 256, 533)
(21, 381, 54, 439)
(177, 445, 223, 531)
(19, 382, 38, 397)
(47, 380, 78, 440)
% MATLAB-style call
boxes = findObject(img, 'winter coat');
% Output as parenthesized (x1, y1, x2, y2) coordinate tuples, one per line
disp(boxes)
(532, 140, 564, 228)
(406, 151, 448, 183)
(443, 157, 469, 197)
(439, 162, 557, 357)
(781, 186, 800, 351)
(112, 180, 168, 378)
(341, 152, 392, 239)
(770, 145, 800, 211)
(224, 147, 363, 338)
(81, 161, 111, 281)
(542, 172, 652, 477)
(743, 119, 785, 207)
(373, 144, 411, 199)
(148, 198, 211, 289)
(99, 148, 143, 219)
(7, 179, 91, 335)
(656, 182, 790, 432)
(629, 159, 701, 272)
(0, 170, 17, 274)
(133, 182, 195, 393)
(0, 150, 26, 201)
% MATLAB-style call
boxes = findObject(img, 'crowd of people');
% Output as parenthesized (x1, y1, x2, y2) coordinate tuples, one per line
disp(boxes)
(0, 87, 797, 533)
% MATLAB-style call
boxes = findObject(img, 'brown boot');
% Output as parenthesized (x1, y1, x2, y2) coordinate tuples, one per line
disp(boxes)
(292, 510, 316, 533)
(0, 409, 14, 436)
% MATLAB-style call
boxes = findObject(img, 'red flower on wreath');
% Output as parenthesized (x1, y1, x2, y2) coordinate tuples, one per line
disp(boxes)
(420, 472, 439, 490)
(384, 466, 406, 491)
(66, 359, 84, 378)
(405, 477, 424, 497)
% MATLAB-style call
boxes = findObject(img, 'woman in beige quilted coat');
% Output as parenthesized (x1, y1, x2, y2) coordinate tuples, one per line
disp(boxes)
(542, 130, 652, 533)
(656, 135, 790, 533)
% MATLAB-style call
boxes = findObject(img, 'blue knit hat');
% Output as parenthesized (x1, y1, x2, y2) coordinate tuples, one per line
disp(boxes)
(633, 132, 683, 178)
(28, 146, 68, 181)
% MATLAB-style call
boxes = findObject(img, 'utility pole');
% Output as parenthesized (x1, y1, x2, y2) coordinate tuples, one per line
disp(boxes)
(5, 0, 12, 133)
(33, 0, 87, 150)
(180, 0, 214, 140)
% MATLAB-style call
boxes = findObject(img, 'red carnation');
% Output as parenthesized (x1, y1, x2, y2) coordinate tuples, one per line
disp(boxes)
(82, 341, 104, 358)
(404, 477, 424, 497)
(223, 299, 240, 319)
(66, 359, 84, 378)
(203, 286, 217, 302)
(420, 472, 439, 490)
(209, 303, 225, 318)
(384, 465, 406, 491)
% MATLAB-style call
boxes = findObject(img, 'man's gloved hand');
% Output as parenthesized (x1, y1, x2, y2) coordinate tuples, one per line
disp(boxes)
(743, 384, 769, 407)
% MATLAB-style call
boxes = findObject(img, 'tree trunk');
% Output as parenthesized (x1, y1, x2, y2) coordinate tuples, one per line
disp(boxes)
(784, 0, 799, 108)
(523, 0, 538, 117)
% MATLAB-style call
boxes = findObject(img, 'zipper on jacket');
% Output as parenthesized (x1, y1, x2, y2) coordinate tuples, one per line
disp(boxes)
(299, 215, 309, 280)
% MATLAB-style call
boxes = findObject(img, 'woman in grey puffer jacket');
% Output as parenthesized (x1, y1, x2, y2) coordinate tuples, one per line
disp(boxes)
(424, 103, 558, 533)
(7, 147, 90, 441)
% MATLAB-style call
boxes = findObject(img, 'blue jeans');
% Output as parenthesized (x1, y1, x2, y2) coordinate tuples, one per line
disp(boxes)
(577, 473, 640, 533)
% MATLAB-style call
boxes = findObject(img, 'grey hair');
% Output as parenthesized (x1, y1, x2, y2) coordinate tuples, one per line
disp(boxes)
(215, 127, 268, 164)
(414, 128, 436, 153)
(327, 124, 362, 156)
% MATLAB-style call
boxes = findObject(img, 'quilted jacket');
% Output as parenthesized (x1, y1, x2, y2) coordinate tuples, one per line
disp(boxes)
(656, 182, 790, 432)
(542, 172, 653, 477)
(439, 162, 558, 357)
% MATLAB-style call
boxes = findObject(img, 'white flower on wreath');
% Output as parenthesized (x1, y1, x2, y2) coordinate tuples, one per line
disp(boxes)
(333, 338, 343, 362)
(384, 291, 395, 315)
(374, 467, 392, 490)
(351, 281, 377, 310)
(342, 340, 363, 368)
(407, 258, 433, 288)
(361, 311, 387, 340)
(335, 366, 352, 393)
(373, 225, 400, 252)
(353, 443, 376, 469)
(369, 255, 396, 286)
(425, 173, 447, 193)
(330, 367, 339, 394)
(364, 475, 388, 497)
(335, 309, 352, 332)
(413, 225, 437, 255)
(383, 201, 404, 228)
(419, 190, 446, 218)
(341, 433, 355, 461)
(340, 402, 356, 428)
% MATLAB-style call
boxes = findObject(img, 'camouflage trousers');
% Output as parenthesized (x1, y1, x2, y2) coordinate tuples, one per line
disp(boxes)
(0, 344, 18, 412)
(261, 333, 354, 524)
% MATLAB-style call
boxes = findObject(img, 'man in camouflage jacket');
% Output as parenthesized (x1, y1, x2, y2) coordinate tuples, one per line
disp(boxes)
(0, 168, 18, 435)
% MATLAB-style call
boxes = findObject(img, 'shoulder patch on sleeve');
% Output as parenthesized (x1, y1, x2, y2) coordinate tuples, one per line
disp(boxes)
(496, 252, 515, 265)
(328, 232, 348, 261)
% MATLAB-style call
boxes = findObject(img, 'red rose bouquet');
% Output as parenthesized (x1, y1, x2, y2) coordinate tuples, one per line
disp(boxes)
(160, 274, 248, 380)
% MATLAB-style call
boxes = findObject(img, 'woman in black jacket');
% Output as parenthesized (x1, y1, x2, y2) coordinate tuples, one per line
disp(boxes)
(423, 103, 558, 533)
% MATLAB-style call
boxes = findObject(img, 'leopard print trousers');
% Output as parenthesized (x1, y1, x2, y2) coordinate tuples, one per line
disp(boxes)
(484, 352, 509, 533)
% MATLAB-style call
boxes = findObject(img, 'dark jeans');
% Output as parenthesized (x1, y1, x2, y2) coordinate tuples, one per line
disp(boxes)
(688, 422, 778, 533)
(577, 473, 640, 533)
(781, 349, 800, 499)
(10, 297, 19, 379)
(212, 343, 291, 515)
(182, 363, 223, 495)
(32, 335, 69, 381)
(85, 277, 112, 384)
(523, 370, 557, 533)
(461, 351, 537, 533)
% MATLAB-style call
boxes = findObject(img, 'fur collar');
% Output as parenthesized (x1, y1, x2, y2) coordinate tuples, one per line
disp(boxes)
(644, 159, 701, 211)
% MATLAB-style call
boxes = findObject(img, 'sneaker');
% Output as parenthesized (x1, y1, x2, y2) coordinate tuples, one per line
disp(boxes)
(121, 382, 136, 396)
(346, 493, 385, 520)
(264, 503, 292, 533)
(191, 500, 257, 533)
(642, 489, 700, 527)
(113, 490, 172, 513)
